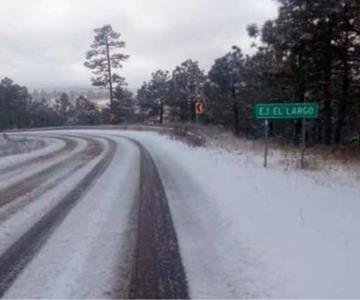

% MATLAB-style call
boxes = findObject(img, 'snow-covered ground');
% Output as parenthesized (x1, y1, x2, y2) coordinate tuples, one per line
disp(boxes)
(3, 133, 139, 298)
(0, 135, 63, 170)
(1, 128, 359, 298)
(0, 134, 47, 157)
(119, 130, 360, 298)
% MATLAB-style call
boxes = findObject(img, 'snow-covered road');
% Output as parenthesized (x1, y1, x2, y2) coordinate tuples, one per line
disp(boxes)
(0, 129, 359, 298)
(0, 129, 188, 298)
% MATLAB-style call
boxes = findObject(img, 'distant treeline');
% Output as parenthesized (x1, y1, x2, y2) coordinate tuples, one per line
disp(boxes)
(137, 0, 360, 146)
(31, 89, 110, 104)
(0, 77, 134, 129)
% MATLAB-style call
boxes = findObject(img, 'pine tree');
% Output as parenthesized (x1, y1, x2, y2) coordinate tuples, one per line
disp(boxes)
(54, 92, 74, 125)
(84, 25, 129, 117)
(170, 60, 205, 122)
(207, 46, 246, 135)
(113, 86, 134, 123)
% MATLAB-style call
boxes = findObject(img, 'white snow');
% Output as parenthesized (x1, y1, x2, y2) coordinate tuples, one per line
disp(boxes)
(4, 135, 139, 298)
(0, 134, 47, 157)
(1, 129, 359, 298)
(0, 135, 87, 190)
(119, 130, 360, 298)
(0, 135, 63, 170)
(0, 137, 109, 258)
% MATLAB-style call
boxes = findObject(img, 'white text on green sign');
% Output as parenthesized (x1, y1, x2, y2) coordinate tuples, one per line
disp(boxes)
(255, 103, 319, 119)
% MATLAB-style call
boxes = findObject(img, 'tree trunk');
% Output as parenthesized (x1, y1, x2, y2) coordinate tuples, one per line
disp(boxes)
(334, 15, 350, 144)
(159, 99, 164, 125)
(231, 82, 239, 136)
(192, 99, 196, 123)
(180, 94, 187, 121)
(334, 56, 349, 144)
(105, 36, 114, 119)
(189, 97, 196, 123)
(323, 21, 334, 145)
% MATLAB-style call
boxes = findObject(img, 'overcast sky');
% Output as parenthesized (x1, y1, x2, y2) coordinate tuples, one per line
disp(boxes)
(0, 0, 278, 90)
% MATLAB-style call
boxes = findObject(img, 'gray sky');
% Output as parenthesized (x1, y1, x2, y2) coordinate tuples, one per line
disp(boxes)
(0, 0, 278, 90)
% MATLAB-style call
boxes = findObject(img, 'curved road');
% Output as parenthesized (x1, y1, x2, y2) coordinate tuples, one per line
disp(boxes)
(0, 130, 188, 299)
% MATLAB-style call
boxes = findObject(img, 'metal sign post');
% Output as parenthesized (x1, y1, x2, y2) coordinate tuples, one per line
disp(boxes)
(301, 118, 306, 169)
(264, 119, 269, 168)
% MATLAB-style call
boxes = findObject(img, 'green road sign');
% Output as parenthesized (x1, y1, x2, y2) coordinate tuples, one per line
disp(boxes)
(255, 103, 319, 119)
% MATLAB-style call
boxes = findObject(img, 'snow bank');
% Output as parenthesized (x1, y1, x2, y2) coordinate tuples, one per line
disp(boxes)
(121, 130, 360, 298)
(0, 136, 87, 191)
(0, 135, 64, 170)
(0, 134, 47, 157)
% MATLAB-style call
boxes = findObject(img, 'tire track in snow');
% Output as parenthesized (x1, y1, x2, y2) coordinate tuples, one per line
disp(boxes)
(0, 136, 77, 174)
(0, 135, 105, 223)
(0, 135, 100, 208)
(0, 137, 116, 296)
(126, 138, 189, 299)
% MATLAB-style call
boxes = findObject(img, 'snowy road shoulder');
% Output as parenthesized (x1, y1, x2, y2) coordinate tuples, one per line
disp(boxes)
(120, 130, 360, 298)
(0, 135, 63, 170)
(0, 134, 48, 158)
